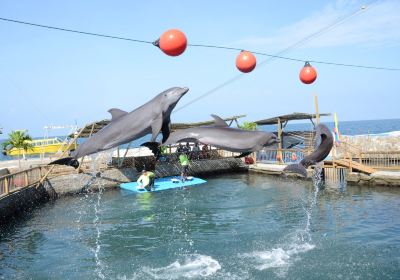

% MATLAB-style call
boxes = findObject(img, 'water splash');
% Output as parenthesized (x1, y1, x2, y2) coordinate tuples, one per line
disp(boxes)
(240, 164, 324, 276)
(141, 254, 221, 279)
(92, 181, 106, 280)
(240, 241, 315, 275)
(91, 155, 107, 279)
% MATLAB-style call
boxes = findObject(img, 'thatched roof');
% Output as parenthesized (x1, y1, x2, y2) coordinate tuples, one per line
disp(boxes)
(71, 115, 246, 138)
(255, 112, 331, 126)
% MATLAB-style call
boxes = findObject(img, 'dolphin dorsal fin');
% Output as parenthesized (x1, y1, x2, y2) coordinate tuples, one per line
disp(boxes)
(108, 108, 128, 121)
(211, 114, 228, 127)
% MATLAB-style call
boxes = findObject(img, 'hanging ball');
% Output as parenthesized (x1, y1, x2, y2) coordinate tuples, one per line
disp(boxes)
(155, 29, 187, 56)
(236, 51, 257, 73)
(299, 61, 317, 84)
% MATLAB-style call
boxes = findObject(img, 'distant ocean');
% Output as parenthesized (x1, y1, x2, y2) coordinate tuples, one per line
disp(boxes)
(1, 118, 399, 161)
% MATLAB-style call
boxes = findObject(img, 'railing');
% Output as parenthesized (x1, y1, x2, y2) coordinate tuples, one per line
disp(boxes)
(256, 148, 305, 164)
(335, 140, 400, 170)
(0, 165, 76, 198)
(358, 151, 400, 170)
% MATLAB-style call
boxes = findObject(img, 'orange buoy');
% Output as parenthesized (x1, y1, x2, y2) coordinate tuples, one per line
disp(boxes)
(155, 29, 187, 56)
(291, 152, 297, 161)
(276, 153, 282, 161)
(236, 51, 256, 73)
(299, 61, 317, 84)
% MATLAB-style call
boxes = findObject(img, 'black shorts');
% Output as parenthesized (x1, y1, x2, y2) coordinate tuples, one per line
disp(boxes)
(181, 165, 189, 174)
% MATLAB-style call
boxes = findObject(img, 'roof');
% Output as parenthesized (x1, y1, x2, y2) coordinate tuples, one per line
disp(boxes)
(254, 112, 331, 126)
(171, 115, 246, 130)
(71, 115, 246, 138)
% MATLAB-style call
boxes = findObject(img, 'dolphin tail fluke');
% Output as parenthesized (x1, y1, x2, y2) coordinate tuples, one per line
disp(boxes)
(49, 157, 80, 169)
(141, 142, 161, 158)
(283, 163, 308, 178)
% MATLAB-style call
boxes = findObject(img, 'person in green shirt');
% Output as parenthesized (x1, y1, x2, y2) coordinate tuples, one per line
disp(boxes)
(179, 153, 190, 182)
(137, 170, 156, 191)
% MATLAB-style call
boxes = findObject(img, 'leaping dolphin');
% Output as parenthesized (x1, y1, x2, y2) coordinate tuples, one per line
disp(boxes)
(50, 87, 189, 168)
(283, 123, 333, 177)
(143, 115, 278, 158)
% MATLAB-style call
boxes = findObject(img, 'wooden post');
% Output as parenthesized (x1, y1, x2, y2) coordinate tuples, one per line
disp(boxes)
(4, 177, 9, 195)
(277, 118, 283, 164)
(119, 142, 132, 168)
(314, 94, 320, 125)
(24, 172, 28, 186)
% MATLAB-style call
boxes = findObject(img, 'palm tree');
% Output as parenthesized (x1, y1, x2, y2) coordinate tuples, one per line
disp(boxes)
(238, 121, 258, 131)
(2, 130, 34, 170)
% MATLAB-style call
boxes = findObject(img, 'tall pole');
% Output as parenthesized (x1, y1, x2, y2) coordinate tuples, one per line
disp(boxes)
(314, 94, 320, 125)
(277, 118, 283, 164)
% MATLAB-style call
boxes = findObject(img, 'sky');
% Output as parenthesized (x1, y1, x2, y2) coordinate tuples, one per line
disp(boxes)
(0, 0, 399, 137)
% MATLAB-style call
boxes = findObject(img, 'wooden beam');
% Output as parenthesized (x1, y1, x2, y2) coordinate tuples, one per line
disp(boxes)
(37, 127, 84, 187)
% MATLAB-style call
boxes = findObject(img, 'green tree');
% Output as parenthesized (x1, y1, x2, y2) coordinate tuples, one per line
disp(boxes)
(2, 130, 34, 169)
(238, 121, 257, 131)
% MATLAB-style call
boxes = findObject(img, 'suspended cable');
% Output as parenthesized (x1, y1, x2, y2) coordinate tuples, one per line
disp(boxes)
(0, 3, 398, 72)
(0, 17, 154, 45)
(174, 0, 393, 112)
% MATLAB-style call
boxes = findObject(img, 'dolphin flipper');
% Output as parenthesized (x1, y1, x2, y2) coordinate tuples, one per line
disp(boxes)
(161, 118, 171, 143)
(150, 117, 163, 142)
(49, 157, 80, 169)
(283, 163, 308, 177)
(235, 152, 252, 158)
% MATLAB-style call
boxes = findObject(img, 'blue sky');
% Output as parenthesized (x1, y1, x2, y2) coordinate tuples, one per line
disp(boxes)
(1, 0, 399, 137)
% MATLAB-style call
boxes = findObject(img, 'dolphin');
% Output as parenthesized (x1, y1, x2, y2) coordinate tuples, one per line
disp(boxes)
(143, 115, 278, 158)
(283, 123, 333, 177)
(50, 87, 189, 168)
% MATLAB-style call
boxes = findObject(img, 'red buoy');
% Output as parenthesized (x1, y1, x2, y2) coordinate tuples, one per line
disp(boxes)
(236, 51, 256, 73)
(155, 29, 187, 56)
(299, 61, 317, 84)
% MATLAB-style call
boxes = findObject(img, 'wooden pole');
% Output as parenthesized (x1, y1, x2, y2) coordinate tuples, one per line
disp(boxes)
(277, 118, 283, 164)
(24, 172, 28, 186)
(4, 177, 9, 195)
(117, 146, 121, 166)
(314, 94, 320, 125)
(119, 142, 132, 168)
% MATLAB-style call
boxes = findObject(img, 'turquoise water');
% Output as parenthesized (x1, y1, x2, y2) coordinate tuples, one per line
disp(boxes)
(1, 173, 399, 279)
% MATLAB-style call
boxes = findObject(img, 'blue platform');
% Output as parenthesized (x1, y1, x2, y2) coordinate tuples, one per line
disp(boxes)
(120, 176, 207, 193)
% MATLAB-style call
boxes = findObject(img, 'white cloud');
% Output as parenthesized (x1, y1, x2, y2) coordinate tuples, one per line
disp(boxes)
(236, 0, 400, 50)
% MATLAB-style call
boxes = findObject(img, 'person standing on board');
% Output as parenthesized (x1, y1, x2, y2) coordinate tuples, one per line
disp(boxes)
(179, 152, 190, 182)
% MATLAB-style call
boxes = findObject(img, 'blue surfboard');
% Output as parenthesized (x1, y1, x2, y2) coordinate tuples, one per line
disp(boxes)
(120, 176, 207, 193)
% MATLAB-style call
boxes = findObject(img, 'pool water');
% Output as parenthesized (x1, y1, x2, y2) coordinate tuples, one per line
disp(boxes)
(1, 173, 399, 279)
